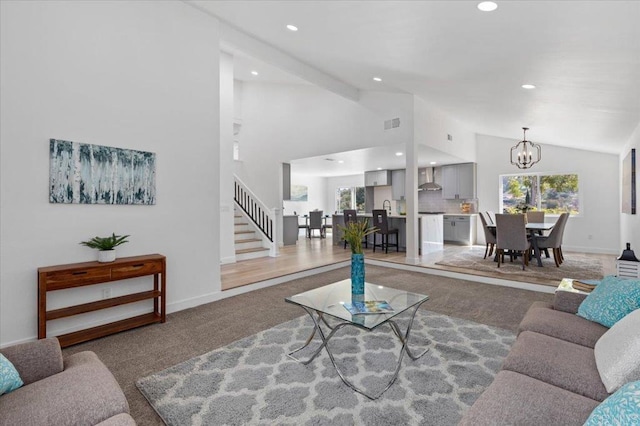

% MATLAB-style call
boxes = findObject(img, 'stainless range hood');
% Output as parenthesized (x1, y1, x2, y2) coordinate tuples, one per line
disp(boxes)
(418, 167, 442, 191)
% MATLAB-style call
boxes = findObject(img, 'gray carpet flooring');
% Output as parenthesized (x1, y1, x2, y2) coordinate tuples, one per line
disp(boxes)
(137, 311, 515, 425)
(62, 265, 553, 425)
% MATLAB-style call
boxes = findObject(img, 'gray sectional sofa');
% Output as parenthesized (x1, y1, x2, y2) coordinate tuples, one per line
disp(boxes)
(0, 338, 135, 426)
(460, 291, 610, 425)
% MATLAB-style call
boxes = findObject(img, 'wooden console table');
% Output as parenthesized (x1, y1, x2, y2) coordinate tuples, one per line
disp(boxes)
(38, 254, 166, 347)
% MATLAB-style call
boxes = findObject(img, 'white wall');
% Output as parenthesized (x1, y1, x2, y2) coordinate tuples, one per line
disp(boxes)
(220, 53, 235, 264)
(235, 83, 414, 209)
(476, 134, 620, 254)
(414, 96, 477, 162)
(283, 174, 328, 216)
(620, 121, 640, 252)
(0, 1, 221, 346)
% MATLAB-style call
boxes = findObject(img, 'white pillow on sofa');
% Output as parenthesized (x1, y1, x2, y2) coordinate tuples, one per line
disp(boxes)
(594, 308, 640, 393)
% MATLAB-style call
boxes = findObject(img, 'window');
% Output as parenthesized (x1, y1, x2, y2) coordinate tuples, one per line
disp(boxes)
(336, 186, 365, 213)
(500, 173, 579, 215)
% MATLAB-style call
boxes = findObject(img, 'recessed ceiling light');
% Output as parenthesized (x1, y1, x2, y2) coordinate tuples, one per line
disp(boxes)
(477, 1, 498, 12)
(521, 84, 536, 89)
(338, 160, 344, 164)
(377, 167, 382, 170)
(430, 161, 437, 165)
(395, 152, 403, 156)
(286, 24, 298, 32)
(373, 77, 382, 82)
(251, 71, 259, 76)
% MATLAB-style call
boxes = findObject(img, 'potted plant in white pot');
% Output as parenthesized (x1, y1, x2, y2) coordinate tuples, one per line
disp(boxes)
(80, 233, 130, 263)
(338, 220, 377, 298)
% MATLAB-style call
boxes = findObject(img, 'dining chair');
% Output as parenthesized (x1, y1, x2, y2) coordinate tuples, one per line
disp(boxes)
(532, 213, 568, 267)
(308, 210, 324, 238)
(486, 211, 496, 225)
(526, 211, 545, 224)
(526, 211, 548, 256)
(342, 209, 366, 249)
(557, 212, 570, 262)
(479, 212, 496, 259)
(298, 216, 309, 237)
(372, 209, 399, 253)
(495, 213, 531, 270)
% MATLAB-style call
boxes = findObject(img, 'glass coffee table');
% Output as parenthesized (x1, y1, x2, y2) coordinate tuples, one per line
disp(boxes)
(285, 279, 430, 399)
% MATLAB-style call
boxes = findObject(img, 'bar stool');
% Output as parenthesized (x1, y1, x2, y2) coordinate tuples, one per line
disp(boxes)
(343, 209, 368, 249)
(372, 209, 399, 253)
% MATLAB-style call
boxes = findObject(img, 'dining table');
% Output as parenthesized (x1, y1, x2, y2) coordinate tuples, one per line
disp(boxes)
(487, 222, 556, 267)
(301, 214, 332, 238)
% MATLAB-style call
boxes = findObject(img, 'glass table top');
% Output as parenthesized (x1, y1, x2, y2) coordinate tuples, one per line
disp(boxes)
(285, 279, 429, 330)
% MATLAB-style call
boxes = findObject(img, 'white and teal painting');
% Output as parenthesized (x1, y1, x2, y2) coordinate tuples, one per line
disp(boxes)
(49, 139, 156, 205)
(290, 184, 308, 201)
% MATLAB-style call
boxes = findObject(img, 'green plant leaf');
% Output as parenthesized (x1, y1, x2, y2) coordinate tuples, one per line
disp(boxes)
(79, 233, 130, 250)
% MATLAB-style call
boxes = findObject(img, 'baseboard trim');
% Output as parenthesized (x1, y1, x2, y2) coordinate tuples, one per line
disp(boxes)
(562, 245, 619, 255)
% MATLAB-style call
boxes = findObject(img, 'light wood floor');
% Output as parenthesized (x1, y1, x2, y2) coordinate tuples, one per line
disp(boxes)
(221, 232, 618, 290)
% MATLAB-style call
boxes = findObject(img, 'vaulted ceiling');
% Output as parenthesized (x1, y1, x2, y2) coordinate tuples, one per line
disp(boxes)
(194, 1, 640, 154)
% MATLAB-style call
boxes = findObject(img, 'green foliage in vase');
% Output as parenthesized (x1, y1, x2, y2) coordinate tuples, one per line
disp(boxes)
(80, 233, 130, 250)
(338, 220, 377, 254)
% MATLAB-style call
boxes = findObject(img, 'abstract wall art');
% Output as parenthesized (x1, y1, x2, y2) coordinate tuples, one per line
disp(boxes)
(290, 185, 308, 202)
(622, 148, 636, 215)
(49, 139, 156, 205)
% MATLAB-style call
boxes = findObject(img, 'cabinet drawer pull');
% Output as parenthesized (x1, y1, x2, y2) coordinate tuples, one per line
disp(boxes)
(132, 264, 145, 267)
(72, 271, 88, 275)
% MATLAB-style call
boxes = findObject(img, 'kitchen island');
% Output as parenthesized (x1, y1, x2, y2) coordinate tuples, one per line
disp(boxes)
(332, 213, 444, 254)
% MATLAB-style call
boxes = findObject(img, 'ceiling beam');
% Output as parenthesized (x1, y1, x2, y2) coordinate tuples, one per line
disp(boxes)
(220, 23, 360, 102)
(186, 1, 360, 102)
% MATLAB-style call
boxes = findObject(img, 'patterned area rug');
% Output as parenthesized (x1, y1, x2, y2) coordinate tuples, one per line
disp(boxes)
(435, 246, 604, 282)
(137, 310, 514, 425)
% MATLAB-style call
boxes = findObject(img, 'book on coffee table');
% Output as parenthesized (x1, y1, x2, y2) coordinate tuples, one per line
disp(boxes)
(343, 300, 394, 315)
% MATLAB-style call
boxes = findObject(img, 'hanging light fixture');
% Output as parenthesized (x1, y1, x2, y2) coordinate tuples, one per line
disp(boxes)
(510, 127, 541, 169)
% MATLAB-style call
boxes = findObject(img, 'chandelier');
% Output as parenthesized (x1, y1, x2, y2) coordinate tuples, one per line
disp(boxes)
(510, 127, 541, 169)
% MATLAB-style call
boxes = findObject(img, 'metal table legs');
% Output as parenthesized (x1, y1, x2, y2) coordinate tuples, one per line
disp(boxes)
(288, 300, 429, 400)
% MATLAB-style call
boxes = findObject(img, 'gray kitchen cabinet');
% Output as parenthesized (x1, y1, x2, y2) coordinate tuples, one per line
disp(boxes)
(391, 169, 406, 200)
(365, 170, 391, 186)
(443, 215, 477, 245)
(442, 163, 476, 199)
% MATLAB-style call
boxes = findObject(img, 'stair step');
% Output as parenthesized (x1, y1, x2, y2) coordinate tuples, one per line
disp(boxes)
(234, 222, 248, 226)
(235, 247, 269, 254)
(235, 246, 270, 261)
(234, 230, 254, 235)
(235, 237, 261, 243)
(235, 239, 263, 250)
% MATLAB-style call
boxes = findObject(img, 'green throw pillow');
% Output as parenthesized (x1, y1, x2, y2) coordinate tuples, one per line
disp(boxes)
(577, 275, 640, 328)
(584, 381, 640, 425)
(0, 353, 23, 395)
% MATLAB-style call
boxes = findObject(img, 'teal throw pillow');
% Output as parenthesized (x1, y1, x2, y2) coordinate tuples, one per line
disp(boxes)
(0, 353, 23, 395)
(577, 275, 640, 328)
(584, 381, 640, 425)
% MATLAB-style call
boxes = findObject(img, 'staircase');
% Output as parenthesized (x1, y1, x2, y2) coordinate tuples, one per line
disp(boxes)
(234, 208, 270, 261)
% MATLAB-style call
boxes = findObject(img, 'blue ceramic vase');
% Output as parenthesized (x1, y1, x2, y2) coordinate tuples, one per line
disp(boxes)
(351, 253, 365, 296)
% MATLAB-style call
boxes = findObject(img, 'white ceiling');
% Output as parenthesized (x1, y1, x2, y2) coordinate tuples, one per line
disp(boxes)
(289, 144, 465, 177)
(195, 0, 640, 157)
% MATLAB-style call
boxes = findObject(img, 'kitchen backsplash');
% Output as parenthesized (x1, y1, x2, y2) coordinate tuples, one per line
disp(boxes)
(418, 190, 477, 213)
